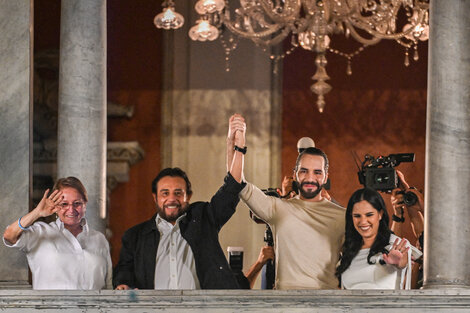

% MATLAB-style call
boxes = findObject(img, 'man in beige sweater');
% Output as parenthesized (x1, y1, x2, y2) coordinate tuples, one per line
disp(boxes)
(230, 117, 345, 289)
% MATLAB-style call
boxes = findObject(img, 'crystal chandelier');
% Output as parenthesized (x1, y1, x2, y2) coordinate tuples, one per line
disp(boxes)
(154, 0, 429, 112)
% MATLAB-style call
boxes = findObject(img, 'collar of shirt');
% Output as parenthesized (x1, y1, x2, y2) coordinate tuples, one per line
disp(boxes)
(155, 213, 186, 234)
(54, 218, 89, 234)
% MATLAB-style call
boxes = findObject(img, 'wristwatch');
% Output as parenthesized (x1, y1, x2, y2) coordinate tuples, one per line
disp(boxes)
(392, 214, 405, 223)
(234, 145, 247, 155)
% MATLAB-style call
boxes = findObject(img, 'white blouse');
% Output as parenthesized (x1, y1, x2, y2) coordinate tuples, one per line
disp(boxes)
(341, 234, 418, 290)
(4, 219, 112, 290)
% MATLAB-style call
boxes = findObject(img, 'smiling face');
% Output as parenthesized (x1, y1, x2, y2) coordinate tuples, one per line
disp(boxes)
(351, 200, 383, 247)
(295, 154, 328, 201)
(57, 187, 86, 229)
(152, 176, 191, 225)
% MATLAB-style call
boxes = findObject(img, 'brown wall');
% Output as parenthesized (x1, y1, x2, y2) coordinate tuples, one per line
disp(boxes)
(107, 1, 163, 264)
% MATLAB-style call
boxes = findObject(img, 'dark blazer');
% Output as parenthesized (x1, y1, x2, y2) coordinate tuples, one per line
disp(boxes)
(113, 173, 244, 289)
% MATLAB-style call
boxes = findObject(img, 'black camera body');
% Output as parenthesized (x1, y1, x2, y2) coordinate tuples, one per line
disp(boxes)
(397, 189, 419, 206)
(358, 153, 415, 192)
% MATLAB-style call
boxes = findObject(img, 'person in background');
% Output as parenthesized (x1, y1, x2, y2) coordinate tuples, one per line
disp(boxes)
(3, 177, 112, 290)
(390, 170, 424, 247)
(244, 245, 275, 289)
(390, 170, 424, 288)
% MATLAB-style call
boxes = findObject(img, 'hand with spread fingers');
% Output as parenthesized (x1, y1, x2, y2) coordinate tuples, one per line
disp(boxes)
(383, 238, 409, 269)
(36, 189, 64, 218)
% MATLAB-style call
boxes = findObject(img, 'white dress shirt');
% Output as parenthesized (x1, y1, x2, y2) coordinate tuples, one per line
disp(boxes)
(3, 218, 112, 290)
(154, 214, 200, 289)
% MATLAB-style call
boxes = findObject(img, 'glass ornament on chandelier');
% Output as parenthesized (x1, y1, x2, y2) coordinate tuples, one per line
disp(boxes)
(153, 0, 184, 30)
(154, 0, 429, 112)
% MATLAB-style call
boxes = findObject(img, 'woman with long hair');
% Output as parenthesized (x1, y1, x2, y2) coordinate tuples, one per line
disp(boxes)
(336, 188, 420, 289)
(3, 177, 112, 290)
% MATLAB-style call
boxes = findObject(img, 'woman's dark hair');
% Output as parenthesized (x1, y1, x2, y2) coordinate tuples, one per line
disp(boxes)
(151, 167, 193, 196)
(335, 188, 391, 280)
(53, 176, 88, 202)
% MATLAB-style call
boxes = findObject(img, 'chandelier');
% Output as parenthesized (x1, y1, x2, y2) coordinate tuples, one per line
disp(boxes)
(154, 0, 429, 112)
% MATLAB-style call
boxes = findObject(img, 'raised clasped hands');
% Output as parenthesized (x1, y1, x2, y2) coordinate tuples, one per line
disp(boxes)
(228, 114, 246, 147)
(383, 238, 409, 269)
(35, 189, 63, 218)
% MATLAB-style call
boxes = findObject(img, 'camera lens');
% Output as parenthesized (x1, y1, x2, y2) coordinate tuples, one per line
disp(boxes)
(403, 191, 418, 206)
(374, 173, 390, 183)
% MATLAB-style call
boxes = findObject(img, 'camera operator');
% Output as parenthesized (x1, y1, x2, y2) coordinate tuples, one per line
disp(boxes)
(390, 170, 424, 289)
(390, 170, 424, 246)
(244, 245, 275, 289)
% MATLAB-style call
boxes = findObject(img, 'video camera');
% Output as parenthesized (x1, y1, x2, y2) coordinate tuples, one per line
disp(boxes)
(357, 153, 418, 206)
(358, 153, 414, 191)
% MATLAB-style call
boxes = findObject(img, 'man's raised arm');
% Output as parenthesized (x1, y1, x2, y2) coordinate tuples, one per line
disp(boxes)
(227, 114, 246, 183)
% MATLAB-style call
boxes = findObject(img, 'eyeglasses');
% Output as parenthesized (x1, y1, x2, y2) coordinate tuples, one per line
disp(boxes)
(58, 201, 84, 209)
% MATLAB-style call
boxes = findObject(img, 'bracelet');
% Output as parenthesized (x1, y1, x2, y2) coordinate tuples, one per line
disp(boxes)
(18, 216, 29, 230)
(392, 214, 405, 223)
(234, 145, 247, 155)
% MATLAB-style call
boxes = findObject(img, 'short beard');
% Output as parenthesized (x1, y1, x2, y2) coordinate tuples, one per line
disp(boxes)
(157, 202, 189, 223)
(299, 181, 322, 199)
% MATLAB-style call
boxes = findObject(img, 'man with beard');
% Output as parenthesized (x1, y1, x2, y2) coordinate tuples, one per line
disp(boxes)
(238, 145, 345, 289)
(113, 114, 246, 290)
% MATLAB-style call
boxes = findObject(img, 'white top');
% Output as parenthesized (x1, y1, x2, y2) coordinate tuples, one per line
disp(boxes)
(240, 182, 345, 290)
(341, 234, 417, 290)
(3, 218, 112, 290)
(154, 214, 200, 290)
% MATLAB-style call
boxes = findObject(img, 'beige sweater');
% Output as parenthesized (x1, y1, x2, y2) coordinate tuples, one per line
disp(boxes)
(240, 182, 345, 290)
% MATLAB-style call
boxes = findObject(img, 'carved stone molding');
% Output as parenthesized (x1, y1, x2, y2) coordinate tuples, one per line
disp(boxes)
(33, 141, 145, 195)
(107, 142, 145, 166)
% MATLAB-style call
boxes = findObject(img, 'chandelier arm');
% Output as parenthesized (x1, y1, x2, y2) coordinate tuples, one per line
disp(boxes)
(255, 27, 293, 46)
(395, 38, 414, 49)
(347, 9, 426, 41)
(257, 0, 302, 24)
(224, 19, 286, 40)
(321, 0, 332, 22)
(343, 20, 383, 46)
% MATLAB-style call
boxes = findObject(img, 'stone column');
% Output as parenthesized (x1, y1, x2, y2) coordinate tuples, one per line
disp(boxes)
(0, 0, 33, 287)
(57, 0, 107, 233)
(424, 0, 470, 288)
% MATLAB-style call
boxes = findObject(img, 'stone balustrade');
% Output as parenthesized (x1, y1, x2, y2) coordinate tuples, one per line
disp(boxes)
(1, 289, 470, 312)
